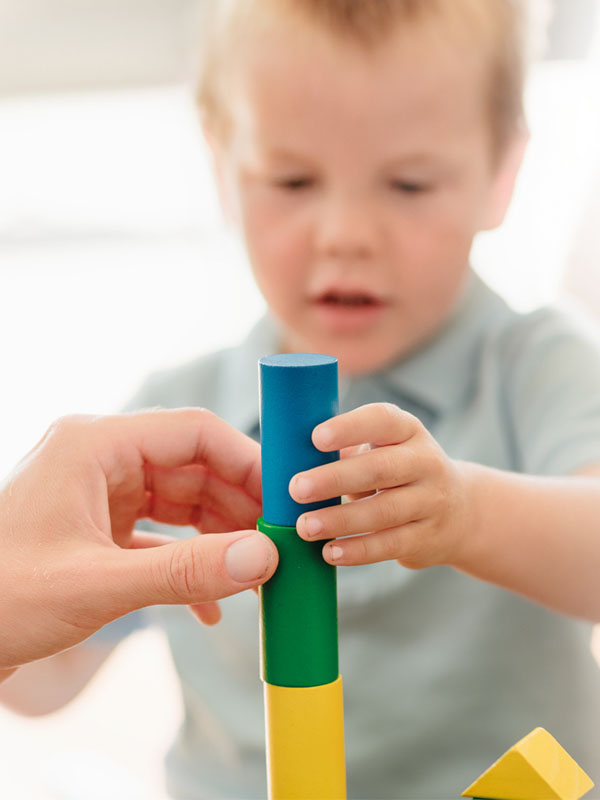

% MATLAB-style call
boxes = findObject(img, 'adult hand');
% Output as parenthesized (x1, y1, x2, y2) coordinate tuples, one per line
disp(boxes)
(0, 409, 276, 675)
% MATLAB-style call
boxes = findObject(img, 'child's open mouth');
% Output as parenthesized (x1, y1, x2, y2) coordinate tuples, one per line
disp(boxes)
(312, 290, 386, 331)
(321, 292, 378, 307)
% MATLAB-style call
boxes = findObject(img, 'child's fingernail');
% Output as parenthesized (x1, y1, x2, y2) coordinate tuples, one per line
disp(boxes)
(315, 425, 334, 447)
(302, 515, 323, 538)
(327, 544, 344, 563)
(225, 535, 272, 582)
(293, 476, 313, 500)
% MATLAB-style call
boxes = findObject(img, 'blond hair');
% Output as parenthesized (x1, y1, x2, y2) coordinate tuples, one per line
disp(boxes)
(197, 0, 549, 154)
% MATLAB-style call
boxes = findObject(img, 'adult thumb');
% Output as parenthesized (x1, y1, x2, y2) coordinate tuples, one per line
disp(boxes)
(103, 531, 278, 616)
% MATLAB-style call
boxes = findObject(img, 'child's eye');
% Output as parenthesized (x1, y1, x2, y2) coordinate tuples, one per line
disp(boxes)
(390, 180, 430, 194)
(273, 177, 314, 191)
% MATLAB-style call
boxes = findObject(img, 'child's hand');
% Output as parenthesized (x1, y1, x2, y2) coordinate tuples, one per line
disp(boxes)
(290, 403, 470, 568)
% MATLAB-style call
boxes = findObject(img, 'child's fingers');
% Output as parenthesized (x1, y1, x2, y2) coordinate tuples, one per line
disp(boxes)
(339, 445, 374, 500)
(339, 444, 363, 459)
(312, 403, 420, 451)
(290, 444, 417, 503)
(321, 520, 426, 568)
(345, 490, 376, 501)
(297, 485, 427, 541)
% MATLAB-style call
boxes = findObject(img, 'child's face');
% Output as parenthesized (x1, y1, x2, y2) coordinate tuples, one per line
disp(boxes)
(214, 15, 520, 375)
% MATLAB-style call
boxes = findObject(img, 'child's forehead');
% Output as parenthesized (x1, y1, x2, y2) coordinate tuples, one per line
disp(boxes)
(238, 6, 485, 69)
(229, 15, 490, 159)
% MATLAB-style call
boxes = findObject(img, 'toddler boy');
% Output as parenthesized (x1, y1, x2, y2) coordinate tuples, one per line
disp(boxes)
(147, 2, 600, 795)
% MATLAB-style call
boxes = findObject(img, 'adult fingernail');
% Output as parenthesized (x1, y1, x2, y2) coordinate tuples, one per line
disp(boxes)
(292, 476, 313, 500)
(225, 535, 272, 583)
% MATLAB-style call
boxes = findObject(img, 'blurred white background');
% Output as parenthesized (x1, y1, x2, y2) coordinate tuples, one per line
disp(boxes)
(0, 1, 599, 797)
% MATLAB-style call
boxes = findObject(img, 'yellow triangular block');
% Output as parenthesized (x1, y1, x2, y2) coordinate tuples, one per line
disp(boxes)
(461, 727, 594, 800)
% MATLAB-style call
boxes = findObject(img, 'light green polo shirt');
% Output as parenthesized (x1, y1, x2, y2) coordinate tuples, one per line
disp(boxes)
(127, 271, 600, 800)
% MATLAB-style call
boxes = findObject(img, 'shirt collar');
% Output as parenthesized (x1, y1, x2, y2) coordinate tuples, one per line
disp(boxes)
(379, 271, 510, 416)
(218, 270, 510, 434)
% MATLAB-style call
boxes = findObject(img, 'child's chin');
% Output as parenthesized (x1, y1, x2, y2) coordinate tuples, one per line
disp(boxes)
(281, 332, 403, 376)
(336, 347, 400, 378)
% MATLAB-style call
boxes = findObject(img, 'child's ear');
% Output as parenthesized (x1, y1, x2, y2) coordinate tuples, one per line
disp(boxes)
(203, 122, 239, 226)
(481, 127, 529, 230)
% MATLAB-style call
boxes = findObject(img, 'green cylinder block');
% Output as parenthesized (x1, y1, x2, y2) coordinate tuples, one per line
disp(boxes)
(258, 517, 339, 688)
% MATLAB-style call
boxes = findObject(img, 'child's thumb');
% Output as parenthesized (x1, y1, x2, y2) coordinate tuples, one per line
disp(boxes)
(103, 532, 278, 616)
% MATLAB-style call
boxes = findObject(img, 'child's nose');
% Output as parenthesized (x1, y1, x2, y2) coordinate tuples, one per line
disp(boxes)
(316, 191, 378, 261)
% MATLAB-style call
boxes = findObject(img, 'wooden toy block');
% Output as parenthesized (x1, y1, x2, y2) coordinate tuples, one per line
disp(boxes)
(259, 353, 340, 526)
(462, 727, 594, 800)
(258, 517, 338, 687)
(264, 677, 346, 800)
(258, 353, 346, 800)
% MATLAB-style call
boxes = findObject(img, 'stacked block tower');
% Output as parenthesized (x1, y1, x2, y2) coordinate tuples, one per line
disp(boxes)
(255, 356, 594, 800)
(258, 353, 347, 800)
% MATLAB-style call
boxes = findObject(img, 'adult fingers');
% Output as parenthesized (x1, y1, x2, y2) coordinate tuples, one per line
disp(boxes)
(129, 530, 178, 548)
(96, 408, 262, 501)
(100, 531, 278, 616)
(188, 602, 222, 626)
(130, 534, 227, 627)
(138, 496, 251, 534)
(144, 463, 262, 529)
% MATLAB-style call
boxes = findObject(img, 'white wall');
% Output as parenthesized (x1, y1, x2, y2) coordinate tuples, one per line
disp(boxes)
(0, 0, 202, 95)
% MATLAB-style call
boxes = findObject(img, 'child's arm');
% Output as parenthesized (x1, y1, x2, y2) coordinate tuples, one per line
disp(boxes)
(290, 403, 600, 622)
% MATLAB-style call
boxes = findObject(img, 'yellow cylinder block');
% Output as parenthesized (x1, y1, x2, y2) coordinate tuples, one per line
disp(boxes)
(264, 676, 346, 800)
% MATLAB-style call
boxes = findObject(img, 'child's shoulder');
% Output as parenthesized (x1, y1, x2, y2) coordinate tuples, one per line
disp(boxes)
(125, 315, 278, 427)
(466, 274, 600, 375)
(126, 347, 232, 412)
(493, 299, 600, 381)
